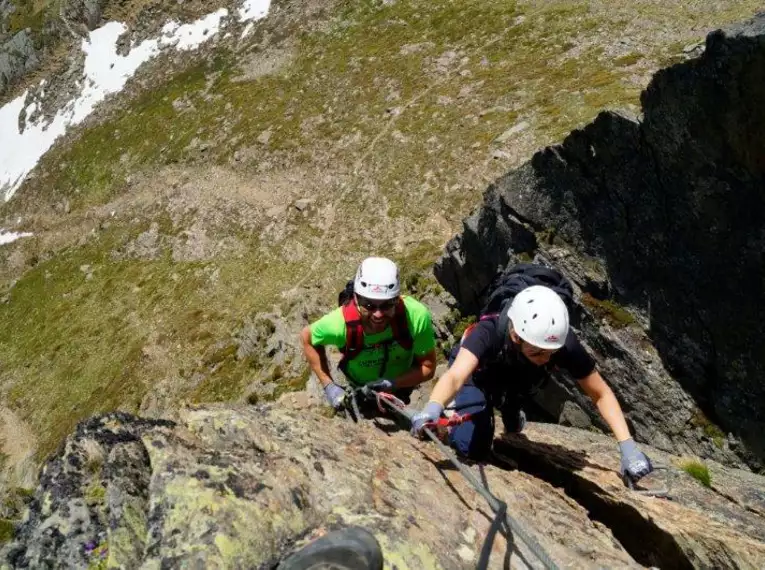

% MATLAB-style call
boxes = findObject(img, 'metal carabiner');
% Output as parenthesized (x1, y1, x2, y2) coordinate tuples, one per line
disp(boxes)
(622, 465, 672, 499)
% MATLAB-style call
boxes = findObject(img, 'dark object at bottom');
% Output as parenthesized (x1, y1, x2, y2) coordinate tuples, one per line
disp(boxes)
(277, 526, 384, 570)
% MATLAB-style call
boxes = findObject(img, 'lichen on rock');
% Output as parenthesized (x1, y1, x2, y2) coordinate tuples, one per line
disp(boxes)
(2, 402, 764, 568)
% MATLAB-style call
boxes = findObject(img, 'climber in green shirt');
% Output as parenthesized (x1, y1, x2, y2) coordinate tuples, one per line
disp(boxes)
(300, 257, 437, 409)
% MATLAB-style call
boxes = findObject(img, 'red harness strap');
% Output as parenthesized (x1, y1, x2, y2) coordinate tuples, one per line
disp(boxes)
(372, 392, 475, 427)
(341, 302, 365, 361)
(340, 298, 413, 363)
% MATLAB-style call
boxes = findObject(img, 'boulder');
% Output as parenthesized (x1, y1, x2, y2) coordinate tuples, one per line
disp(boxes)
(0, 30, 38, 95)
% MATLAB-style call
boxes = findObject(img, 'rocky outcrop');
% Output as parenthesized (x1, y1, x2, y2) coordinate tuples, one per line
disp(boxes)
(2, 402, 764, 568)
(1, 1, 14, 32)
(435, 14, 765, 471)
(60, 0, 104, 35)
(0, 0, 107, 95)
(0, 30, 38, 95)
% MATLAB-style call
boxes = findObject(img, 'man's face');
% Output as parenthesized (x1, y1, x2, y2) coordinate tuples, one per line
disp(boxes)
(510, 330, 557, 365)
(355, 294, 397, 332)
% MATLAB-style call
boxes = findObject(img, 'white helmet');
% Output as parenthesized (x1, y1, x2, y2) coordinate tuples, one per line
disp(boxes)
(506, 285, 569, 349)
(354, 257, 401, 300)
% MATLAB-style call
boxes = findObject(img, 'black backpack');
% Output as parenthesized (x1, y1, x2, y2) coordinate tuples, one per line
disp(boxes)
(479, 263, 574, 343)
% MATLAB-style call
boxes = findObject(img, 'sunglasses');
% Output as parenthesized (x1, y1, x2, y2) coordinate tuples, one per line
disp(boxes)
(356, 296, 397, 312)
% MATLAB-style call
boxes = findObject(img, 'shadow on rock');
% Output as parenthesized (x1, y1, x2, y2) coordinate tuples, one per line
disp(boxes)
(495, 433, 612, 474)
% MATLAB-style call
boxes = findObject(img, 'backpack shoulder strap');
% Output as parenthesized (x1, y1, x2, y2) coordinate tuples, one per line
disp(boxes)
(390, 297, 413, 350)
(337, 280, 355, 307)
(341, 302, 365, 361)
(495, 303, 512, 347)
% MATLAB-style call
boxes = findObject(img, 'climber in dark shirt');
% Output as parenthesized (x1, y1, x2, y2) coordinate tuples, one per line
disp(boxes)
(411, 285, 654, 483)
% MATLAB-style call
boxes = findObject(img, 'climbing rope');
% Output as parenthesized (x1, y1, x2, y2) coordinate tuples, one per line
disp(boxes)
(342, 388, 560, 570)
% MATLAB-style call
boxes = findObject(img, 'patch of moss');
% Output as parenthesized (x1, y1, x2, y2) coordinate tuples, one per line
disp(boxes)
(1, 486, 35, 520)
(515, 251, 534, 263)
(537, 228, 558, 246)
(269, 367, 311, 401)
(581, 292, 635, 328)
(581, 255, 606, 275)
(204, 344, 239, 367)
(7, 6, 47, 35)
(690, 409, 725, 448)
(614, 52, 643, 67)
(317, 406, 338, 419)
(13, 488, 34, 499)
(268, 365, 284, 382)
(680, 459, 712, 488)
(85, 482, 107, 505)
(452, 314, 477, 340)
(0, 519, 14, 543)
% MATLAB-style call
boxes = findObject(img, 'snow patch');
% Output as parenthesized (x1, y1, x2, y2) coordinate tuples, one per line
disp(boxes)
(160, 9, 228, 51)
(0, 230, 34, 246)
(241, 22, 255, 39)
(0, 0, 272, 202)
(239, 0, 270, 22)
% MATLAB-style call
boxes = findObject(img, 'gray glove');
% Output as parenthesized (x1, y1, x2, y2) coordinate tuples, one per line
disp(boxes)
(366, 378, 395, 393)
(410, 401, 444, 437)
(323, 383, 346, 409)
(619, 438, 653, 481)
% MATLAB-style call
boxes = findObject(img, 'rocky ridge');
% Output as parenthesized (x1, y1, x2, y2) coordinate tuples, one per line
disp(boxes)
(0, 30, 37, 94)
(1, 399, 763, 568)
(436, 13, 765, 471)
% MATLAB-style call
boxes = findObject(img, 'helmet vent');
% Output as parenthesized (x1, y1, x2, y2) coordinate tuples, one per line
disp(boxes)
(532, 313, 538, 319)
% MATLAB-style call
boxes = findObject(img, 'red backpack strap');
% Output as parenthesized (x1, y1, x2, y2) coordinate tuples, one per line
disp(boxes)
(390, 298, 413, 350)
(460, 313, 497, 344)
(460, 322, 479, 344)
(341, 302, 365, 361)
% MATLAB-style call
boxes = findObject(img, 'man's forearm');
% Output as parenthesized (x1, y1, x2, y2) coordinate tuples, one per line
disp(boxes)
(300, 328, 334, 388)
(308, 349, 334, 388)
(394, 358, 435, 388)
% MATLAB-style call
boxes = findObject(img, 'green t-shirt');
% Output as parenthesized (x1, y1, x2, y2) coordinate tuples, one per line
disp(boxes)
(310, 296, 436, 386)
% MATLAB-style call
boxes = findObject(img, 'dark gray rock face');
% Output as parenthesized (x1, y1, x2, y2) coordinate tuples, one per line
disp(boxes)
(436, 14, 765, 470)
(0, 30, 38, 95)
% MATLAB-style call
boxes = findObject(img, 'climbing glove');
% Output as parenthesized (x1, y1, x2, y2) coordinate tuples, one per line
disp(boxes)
(366, 378, 395, 393)
(619, 438, 653, 481)
(323, 383, 346, 410)
(410, 401, 444, 437)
